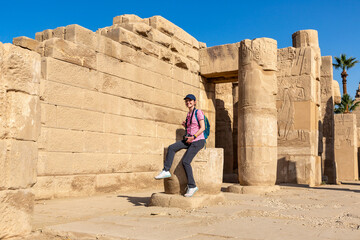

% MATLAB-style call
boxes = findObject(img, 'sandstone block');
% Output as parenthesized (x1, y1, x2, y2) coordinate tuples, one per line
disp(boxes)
(95, 72, 132, 99)
(148, 28, 172, 48)
(200, 42, 239, 79)
(35, 32, 44, 42)
(95, 172, 161, 193)
(116, 43, 172, 77)
(333, 80, 341, 104)
(43, 29, 53, 40)
(292, 29, 319, 48)
(56, 106, 104, 132)
(43, 38, 96, 69)
(6, 91, 40, 141)
(119, 22, 152, 38)
(37, 151, 74, 176)
(41, 57, 98, 90)
(107, 153, 162, 173)
(102, 27, 160, 58)
(113, 14, 144, 25)
(159, 47, 174, 63)
(39, 127, 85, 152)
(72, 153, 109, 174)
(13, 36, 41, 52)
(0, 189, 34, 239)
(84, 132, 121, 153)
(104, 114, 156, 137)
(53, 175, 96, 198)
(0, 43, 41, 95)
(53, 27, 66, 39)
(118, 135, 164, 155)
(33, 176, 55, 200)
(227, 185, 280, 194)
(149, 16, 175, 36)
(0, 140, 37, 190)
(164, 148, 224, 195)
(149, 192, 225, 209)
(40, 79, 85, 109)
(65, 24, 97, 50)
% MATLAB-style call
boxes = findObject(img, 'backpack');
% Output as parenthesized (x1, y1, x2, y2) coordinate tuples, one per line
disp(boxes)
(186, 109, 210, 140)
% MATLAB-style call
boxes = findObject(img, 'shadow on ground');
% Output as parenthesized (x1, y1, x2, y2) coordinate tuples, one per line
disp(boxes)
(117, 195, 151, 206)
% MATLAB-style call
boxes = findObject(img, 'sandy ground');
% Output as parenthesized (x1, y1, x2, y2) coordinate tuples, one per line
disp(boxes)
(28, 183, 360, 240)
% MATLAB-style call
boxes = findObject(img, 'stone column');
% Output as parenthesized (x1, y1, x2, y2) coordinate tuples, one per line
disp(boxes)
(0, 43, 41, 239)
(228, 38, 279, 194)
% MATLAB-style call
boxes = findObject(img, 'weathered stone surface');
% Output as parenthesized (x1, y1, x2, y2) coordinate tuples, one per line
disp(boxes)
(13, 36, 41, 52)
(164, 148, 224, 195)
(227, 185, 280, 194)
(0, 189, 34, 239)
(334, 114, 358, 181)
(43, 38, 96, 69)
(148, 16, 176, 36)
(149, 192, 225, 209)
(6, 91, 40, 141)
(0, 140, 37, 190)
(320, 56, 336, 183)
(238, 38, 278, 187)
(113, 14, 146, 25)
(0, 43, 41, 95)
(333, 80, 341, 104)
(200, 43, 239, 81)
(276, 31, 321, 185)
(292, 29, 319, 48)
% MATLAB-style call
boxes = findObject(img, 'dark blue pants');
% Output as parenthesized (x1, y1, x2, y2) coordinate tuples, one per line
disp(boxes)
(164, 139, 205, 188)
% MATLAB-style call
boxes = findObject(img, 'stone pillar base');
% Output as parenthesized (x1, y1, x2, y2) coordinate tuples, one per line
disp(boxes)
(226, 184, 280, 194)
(149, 192, 225, 209)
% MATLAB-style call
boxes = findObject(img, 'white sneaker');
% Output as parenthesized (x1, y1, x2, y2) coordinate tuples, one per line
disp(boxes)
(154, 170, 171, 180)
(184, 186, 198, 197)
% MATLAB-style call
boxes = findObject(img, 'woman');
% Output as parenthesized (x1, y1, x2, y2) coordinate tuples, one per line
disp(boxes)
(155, 94, 206, 197)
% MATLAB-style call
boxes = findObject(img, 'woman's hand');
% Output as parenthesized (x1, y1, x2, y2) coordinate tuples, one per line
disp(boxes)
(182, 121, 186, 127)
(186, 136, 194, 143)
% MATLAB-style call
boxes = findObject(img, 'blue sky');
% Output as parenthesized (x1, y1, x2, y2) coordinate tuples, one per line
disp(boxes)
(1, 0, 359, 97)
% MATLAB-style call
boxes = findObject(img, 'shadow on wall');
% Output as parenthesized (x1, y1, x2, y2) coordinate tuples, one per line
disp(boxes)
(276, 157, 298, 184)
(215, 99, 235, 178)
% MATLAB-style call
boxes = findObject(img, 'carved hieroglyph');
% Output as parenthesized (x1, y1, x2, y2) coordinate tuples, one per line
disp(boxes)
(237, 38, 278, 186)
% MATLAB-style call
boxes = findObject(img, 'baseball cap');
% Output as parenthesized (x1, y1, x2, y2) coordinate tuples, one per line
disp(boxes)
(184, 94, 196, 101)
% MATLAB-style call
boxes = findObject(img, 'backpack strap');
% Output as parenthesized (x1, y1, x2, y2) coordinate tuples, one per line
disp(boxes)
(194, 109, 200, 126)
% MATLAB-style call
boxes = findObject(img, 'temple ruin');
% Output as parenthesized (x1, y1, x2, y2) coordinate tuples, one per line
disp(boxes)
(0, 14, 357, 239)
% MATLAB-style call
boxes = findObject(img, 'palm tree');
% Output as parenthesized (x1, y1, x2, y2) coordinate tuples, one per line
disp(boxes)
(333, 54, 359, 95)
(334, 94, 360, 114)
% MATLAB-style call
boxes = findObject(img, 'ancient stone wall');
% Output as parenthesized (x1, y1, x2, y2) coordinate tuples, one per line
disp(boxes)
(10, 14, 215, 199)
(276, 30, 322, 186)
(0, 43, 41, 238)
